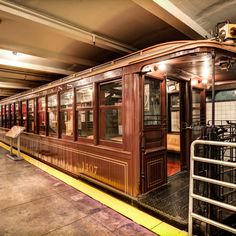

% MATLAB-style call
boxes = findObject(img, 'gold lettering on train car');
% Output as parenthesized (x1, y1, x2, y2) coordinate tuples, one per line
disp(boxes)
(82, 161, 98, 175)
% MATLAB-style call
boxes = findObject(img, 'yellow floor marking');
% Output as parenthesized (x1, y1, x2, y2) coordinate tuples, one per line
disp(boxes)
(0, 142, 187, 235)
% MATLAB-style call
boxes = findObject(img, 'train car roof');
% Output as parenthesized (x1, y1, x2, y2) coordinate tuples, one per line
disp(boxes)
(1, 39, 236, 103)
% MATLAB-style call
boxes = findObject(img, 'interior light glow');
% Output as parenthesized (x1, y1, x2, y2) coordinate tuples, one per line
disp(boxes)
(191, 79, 198, 86)
(158, 62, 167, 71)
(202, 79, 208, 84)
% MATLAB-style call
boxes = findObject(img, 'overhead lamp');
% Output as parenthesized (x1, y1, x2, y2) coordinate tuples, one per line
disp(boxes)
(158, 62, 167, 71)
(202, 79, 208, 85)
(191, 78, 198, 86)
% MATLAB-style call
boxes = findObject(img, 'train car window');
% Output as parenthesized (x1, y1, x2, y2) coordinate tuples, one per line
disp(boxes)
(144, 78, 161, 126)
(6, 104, 10, 128)
(99, 80, 122, 142)
(21, 101, 27, 129)
(28, 99, 35, 133)
(2, 105, 5, 128)
(0, 105, 2, 127)
(76, 86, 93, 139)
(48, 94, 58, 135)
(38, 97, 46, 135)
(15, 103, 20, 125)
(60, 90, 73, 136)
(10, 104, 15, 127)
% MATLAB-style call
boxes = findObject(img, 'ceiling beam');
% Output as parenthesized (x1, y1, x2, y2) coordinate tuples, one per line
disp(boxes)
(133, 0, 211, 39)
(0, 88, 23, 96)
(0, 57, 74, 75)
(0, 40, 98, 67)
(0, 1, 136, 54)
(0, 68, 56, 82)
(0, 81, 32, 89)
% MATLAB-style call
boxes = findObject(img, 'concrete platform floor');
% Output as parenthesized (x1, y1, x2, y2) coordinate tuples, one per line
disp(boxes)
(0, 147, 156, 236)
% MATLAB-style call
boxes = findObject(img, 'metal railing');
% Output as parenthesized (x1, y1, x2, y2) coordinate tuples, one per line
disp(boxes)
(189, 140, 236, 236)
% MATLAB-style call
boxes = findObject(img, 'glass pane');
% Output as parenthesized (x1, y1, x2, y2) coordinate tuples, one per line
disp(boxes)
(2, 106, 5, 127)
(100, 80, 122, 106)
(77, 110, 93, 138)
(38, 112, 46, 133)
(15, 103, 19, 125)
(38, 97, 45, 111)
(144, 78, 161, 126)
(48, 94, 57, 109)
(60, 90, 73, 109)
(49, 111, 58, 134)
(28, 113, 34, 132)
(28, 99, 34, 112)
(22, 101, 27, 128)
(76, 86, 93, 108)
(61, 110, 73, 136)
(100, 109, 122, 142)
(11, 104, 14, 113)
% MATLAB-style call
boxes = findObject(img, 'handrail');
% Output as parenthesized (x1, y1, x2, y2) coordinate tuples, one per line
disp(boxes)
(189, 139, 236, 236)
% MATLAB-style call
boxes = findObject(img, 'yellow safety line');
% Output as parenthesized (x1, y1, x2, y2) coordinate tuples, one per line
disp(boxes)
(0, 142, 187, 236)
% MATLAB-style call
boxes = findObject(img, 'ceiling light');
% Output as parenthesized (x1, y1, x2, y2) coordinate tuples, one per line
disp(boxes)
(191, 79, 198, 86)
(202, 79, 208, 85)
(158, 62, 167, 71)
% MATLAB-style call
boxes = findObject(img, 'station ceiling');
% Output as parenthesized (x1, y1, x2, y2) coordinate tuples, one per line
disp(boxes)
(0, 0, 236, 99)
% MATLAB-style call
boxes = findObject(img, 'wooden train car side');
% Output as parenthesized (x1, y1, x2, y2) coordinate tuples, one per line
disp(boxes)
(0, 40, 236, 198)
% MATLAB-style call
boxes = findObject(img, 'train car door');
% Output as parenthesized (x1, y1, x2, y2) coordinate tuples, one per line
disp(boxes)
(140, 75, 167, 193)
(180, 84, 206, 170)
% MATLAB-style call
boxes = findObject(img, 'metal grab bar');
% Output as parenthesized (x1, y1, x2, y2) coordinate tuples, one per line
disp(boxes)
(189, 139, 236, 236)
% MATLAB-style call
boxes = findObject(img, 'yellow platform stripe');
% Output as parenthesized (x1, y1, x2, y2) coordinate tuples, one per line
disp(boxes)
(0, 142, 187, 236)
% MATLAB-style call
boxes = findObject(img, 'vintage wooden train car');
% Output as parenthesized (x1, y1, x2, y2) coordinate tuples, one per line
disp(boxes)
(0, 40, 235, 198)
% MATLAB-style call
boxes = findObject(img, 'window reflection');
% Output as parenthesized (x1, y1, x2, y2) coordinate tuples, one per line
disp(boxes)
(10, 104, 14, 127)
(22, 101, 27, 128)
(0, 106, 2, 127)
(28, 99, 34, 133)
(76, 86, 93, 139)
(60, 90, 73, 136)
(144, 78, 161, 126)
(38, 97, 46, 134)
(100, 80, 122, 106)
(99, 80, 122, 143)
(48, 94, 58, 135)
(15, 103, 19, 125)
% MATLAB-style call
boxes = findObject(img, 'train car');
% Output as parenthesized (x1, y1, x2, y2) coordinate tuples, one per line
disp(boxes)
(0, 39, 236, 200)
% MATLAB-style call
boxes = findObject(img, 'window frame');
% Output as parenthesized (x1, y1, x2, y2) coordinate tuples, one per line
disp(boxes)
(37, 96, 46, 135)
(59, 89, 74, 140)
(28, 99, 35, 133)
(98, 78, 123, 148)
(47, 93, 59, 137)
(75, 84, 94, 143)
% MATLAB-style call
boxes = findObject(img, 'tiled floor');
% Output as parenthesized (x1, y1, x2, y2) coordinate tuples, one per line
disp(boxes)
(0, 147, 156, 236)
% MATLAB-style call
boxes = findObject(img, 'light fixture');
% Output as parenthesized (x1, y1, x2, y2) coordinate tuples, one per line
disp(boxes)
(158, 62, 167, 71)
(191, 78, 198, 86)
(202, 79, 208, 85)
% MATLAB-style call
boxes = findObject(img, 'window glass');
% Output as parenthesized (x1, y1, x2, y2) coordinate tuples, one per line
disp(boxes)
(61, 110, 73, 136)
(6, 104, 10, 128)
(48, 94, 57, 109)
(100, 109, 122, 142)
(99, 80, 122, 143)
(10, 104, 14, 126)
(0, 105, 2, 127)
(99, 80, 122, 106)
(77, 110, 93, 138)
(60, 90, 73, 136)
(48, 94, 58, 135)
(28, 99, 34, 132)
(15, 103, 19, 125)
(76, 87, 93, 108)
(38, 97, 46, 134)
(2, 106, 5, 127)
(22, 101, 27, 128)
(144, 78, 161, 126)
(60, 90, 73, 109)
